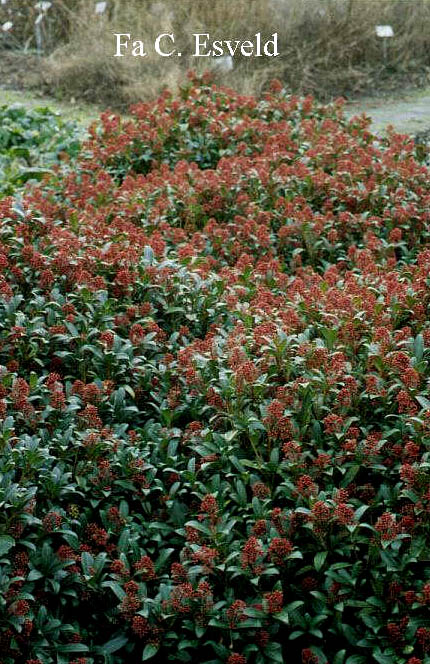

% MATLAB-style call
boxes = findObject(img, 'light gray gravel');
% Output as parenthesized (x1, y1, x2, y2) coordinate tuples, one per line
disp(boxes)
(345, 86, 430, 137)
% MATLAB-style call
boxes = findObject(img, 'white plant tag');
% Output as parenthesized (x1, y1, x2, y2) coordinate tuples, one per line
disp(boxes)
(375, 25, 394, 38)
(212, 55, 234, 72)
(95, 1, 107, 14)
(35, 1, 52, 10)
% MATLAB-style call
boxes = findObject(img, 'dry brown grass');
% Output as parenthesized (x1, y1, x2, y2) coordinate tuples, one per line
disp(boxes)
(2, 0, 430, 107)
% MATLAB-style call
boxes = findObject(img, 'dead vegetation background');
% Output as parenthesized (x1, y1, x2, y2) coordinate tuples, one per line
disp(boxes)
(1, 0, 430, 108)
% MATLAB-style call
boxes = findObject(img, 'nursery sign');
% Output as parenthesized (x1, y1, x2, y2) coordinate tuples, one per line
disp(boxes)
(113, 32, 280, 58)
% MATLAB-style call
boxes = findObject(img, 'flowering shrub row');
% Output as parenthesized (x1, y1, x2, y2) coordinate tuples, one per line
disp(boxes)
(1, 74, 430, 664)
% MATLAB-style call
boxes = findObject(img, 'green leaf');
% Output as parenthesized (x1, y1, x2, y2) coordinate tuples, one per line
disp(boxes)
(124, 384, 135, 399)
(286, 600, 304, 612)
(414, 334, 424, 362)
(142, 643, 160, 661)
(56, 644, 89, 653)
(416, 395, 430, 410)
(252, 497, 264, 516)
(229, 455, 245, 473)
(341, 464, 360, 487)
(372, 652, 394, 664)
(0, 536, 14, 556)
(273, 608, 289, 624)
(27, 569, 44, 581)
(184, 520, 211, 536)
(321, 326, 337, 350)
(314, 551, 328, 571)
(99, 634, 128, 655)
(263, 642, 284, 663)
(354, 505, 369, 521)
(155, 547, 174, 571)
(102, 581, 126, 601)
(235, 479, 247, 505)
(80, 551, 94, 576)
(244, 607, 265, 618)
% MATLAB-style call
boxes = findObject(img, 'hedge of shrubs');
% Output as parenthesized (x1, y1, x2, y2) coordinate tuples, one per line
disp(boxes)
(1, 74, 430, 664)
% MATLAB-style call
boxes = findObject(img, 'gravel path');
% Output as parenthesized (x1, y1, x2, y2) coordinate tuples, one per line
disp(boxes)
(345, 86, 430, 137)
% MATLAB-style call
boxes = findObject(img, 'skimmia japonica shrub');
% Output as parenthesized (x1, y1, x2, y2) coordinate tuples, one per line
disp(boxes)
(1, 73, 430, 664)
